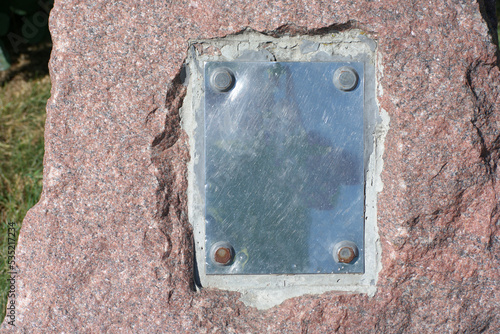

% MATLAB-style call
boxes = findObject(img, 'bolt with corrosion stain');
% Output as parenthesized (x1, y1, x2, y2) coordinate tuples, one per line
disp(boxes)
(338, 246, 356, 263)
(333, 240, 359, 264)
(210, 241, 234, 266)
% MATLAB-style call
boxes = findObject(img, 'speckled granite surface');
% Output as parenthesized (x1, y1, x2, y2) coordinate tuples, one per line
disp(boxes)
(1, 0, 499, 332)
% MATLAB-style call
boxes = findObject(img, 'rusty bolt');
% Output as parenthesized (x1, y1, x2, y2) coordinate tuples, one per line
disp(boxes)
(210, 241, 234, 266)
(333, 241, 359, 264)
(338, 246, 356, 263)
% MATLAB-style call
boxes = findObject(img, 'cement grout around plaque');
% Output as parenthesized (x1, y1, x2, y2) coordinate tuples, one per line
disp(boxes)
(181, 29, 387, 309)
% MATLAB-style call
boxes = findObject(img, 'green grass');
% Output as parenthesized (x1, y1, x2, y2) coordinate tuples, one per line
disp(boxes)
(0, 75, 49, 321)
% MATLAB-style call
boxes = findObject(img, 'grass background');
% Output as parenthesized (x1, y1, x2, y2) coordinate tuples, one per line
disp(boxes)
(0, 3, 499, 323)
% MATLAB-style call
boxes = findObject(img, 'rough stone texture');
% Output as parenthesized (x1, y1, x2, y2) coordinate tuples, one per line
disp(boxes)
(2, 0, 500, 332)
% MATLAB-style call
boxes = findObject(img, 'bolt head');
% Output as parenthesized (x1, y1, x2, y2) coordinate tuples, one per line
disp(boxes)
(210, 241, 234, 266)
(210, 68, 235, 92)
(338, 246, 356, 263)
(333, 240, 359, 264)
(333, 66, 359, 91)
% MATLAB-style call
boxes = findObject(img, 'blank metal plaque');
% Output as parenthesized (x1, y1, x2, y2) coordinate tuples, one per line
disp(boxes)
(204, 62, 364, 275)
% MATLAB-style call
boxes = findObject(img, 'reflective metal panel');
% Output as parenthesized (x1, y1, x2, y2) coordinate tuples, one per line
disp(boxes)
(204, 62, 364, 274)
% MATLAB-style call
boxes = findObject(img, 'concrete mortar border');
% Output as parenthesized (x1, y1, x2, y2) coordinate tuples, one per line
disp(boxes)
(180, 29, 389, 310)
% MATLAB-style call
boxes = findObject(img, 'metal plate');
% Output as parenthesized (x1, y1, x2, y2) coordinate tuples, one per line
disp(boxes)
(204, 62, 364, 274)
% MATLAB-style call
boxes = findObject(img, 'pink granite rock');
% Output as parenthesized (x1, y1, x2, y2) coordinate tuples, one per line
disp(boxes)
(2, 0, 499, 332)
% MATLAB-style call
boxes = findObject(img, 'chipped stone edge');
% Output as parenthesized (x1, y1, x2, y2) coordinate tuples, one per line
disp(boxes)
(181, 29, 387, 310)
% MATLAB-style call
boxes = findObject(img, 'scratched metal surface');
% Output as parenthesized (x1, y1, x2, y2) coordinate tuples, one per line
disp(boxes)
(204, 62, 365, 274)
